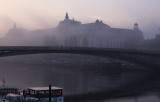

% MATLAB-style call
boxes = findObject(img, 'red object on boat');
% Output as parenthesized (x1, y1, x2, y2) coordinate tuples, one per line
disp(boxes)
(57, 92, 61, 95)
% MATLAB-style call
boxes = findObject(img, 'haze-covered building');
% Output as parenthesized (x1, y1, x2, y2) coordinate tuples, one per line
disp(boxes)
(143, 28, 160, 50)
(0, 23, 26, 46)
(0, 24, 58, 46)
(56, 13, 144, 49)
(0, 13, 144, 49)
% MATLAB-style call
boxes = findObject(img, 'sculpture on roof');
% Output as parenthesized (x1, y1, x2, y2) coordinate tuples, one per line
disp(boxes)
(65, 12, 69, 19)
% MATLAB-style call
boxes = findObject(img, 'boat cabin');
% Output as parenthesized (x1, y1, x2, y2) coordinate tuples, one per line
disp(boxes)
(0, 86, 18, 95)
(26, 86, 63, 98)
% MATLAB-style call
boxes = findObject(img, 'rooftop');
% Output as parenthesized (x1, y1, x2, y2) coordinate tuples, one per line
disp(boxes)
(0, 86, 18, 90)
(28, 86, 63, 91)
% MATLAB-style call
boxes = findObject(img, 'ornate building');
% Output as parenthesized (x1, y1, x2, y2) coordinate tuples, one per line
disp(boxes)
(0, 13, 144, 49)
(56, 13, 144, 49)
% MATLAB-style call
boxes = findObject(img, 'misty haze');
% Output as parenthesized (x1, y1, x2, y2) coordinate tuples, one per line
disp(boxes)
(0, 0, 160, 102)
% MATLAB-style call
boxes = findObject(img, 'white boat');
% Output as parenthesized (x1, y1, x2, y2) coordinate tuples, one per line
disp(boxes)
(5, 93, 23, 102)
(0, 86, 19, 102)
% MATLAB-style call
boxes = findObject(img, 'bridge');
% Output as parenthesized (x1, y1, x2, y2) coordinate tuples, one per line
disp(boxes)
(0, 46, 160, 70)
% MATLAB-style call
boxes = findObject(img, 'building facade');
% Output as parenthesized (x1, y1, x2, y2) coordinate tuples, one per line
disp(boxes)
(56, 13, 144, 49)
(0, 13, 144, 49)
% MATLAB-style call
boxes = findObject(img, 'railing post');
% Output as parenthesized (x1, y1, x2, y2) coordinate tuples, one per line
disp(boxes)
(49, 84, 51, 102)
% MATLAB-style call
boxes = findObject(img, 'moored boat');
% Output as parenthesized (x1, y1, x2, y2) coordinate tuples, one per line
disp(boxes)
(0, 86, 20, 102)
(24, 85, 64, 102)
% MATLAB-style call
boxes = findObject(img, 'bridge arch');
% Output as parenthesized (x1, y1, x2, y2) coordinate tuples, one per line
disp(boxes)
(0, 46, 160, 70)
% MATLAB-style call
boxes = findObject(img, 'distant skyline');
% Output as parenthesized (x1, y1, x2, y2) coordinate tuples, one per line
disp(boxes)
(0, 0, 160, 39)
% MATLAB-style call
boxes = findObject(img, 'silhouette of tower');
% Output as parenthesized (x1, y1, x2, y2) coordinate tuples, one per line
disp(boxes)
(95, 19, 99, 23)
(65, 12, 69, 19)
(134, 23, 139, 30)
(100, 20, 103, 23)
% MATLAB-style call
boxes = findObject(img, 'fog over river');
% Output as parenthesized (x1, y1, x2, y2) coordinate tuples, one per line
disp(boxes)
(0, 54, 160, 102)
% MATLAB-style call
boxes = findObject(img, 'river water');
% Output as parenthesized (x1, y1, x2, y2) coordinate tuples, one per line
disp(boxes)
(0, 54, 160, 102)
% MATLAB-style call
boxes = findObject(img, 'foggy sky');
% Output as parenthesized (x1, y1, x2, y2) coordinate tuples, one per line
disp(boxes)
(0, 0, 160, 39)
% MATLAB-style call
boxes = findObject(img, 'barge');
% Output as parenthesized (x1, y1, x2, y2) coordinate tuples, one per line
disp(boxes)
(24, 85, 64, 102)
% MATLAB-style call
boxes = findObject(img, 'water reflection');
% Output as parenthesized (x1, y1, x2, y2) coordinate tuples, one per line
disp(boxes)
(0, 55, 160, 102)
